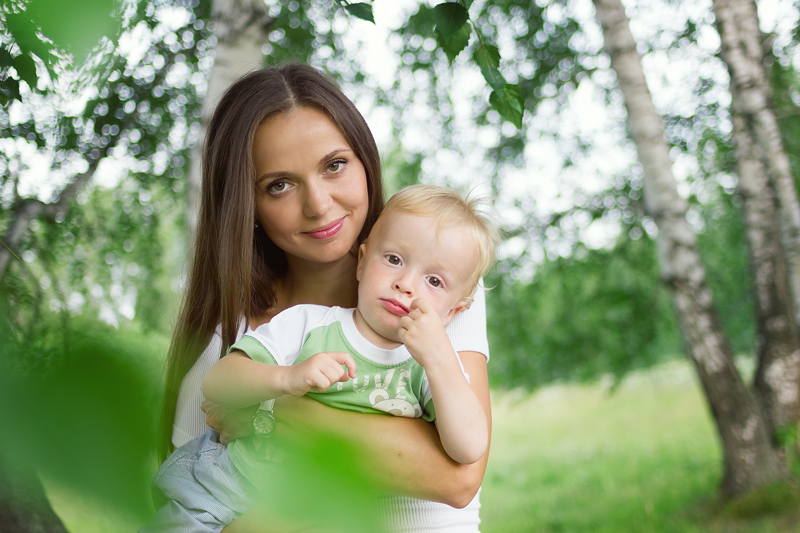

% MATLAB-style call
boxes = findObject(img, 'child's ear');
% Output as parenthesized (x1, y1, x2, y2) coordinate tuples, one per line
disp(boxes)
(442, 298, 469, 326)
(356, 244, 366, 281)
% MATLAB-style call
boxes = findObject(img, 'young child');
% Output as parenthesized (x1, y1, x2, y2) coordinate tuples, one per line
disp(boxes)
(142, 184, 500, 532)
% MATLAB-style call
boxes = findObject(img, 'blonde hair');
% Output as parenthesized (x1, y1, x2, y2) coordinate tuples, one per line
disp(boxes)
(379, 184, 501, 296)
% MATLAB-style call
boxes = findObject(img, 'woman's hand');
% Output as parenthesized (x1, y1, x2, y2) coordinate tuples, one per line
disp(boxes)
(200, 399, 257, 445)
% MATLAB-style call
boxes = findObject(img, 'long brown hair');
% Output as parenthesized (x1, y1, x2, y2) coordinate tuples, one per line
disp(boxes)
(159, 64, 384, 461)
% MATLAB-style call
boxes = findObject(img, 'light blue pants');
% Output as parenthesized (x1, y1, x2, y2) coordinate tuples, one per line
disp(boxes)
(140, 431, 253, 533)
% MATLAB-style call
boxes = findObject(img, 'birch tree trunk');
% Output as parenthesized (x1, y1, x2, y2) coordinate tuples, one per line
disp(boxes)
(712, 0, 800, 326)
(186, 0, 274, 237)
(731, 97, 800, 445)
(591, 0, 785, 496)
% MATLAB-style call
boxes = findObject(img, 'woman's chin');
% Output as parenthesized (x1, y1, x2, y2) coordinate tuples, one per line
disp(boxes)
(289, 244, 357, 267)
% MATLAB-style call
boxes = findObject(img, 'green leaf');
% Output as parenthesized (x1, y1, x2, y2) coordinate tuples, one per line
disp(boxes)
(0, 79, 21, 107)
(481, 66, 507, 92)
(13, 53, 39, 90)
(432, 2, 468, 43)
(8, 0, 119, 64)
(489, 84, 524, 128)
(4, 12, 54, 68)
(0, 48, 12, 70)
(343, 3, 375, 24)
(458, 0, 475, 9)
(473, 43, 500, 69)
(436, 20, 471, 64)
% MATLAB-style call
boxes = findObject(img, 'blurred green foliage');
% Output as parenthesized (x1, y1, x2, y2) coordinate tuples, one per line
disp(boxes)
(769, 53, 800, 196)
(696, 189, 757, 356)
(6, 0, 119, 63)
(0, 310, 165, 522)
(246, 434, 383, 532)
(487, 236, 681, 389)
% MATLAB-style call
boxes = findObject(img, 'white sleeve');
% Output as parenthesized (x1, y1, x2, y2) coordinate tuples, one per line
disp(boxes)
(172, 321, 247, 448)
(445, 283, 489, 361)
(246, 304, 336, 365)
(172, 333, 220, 447)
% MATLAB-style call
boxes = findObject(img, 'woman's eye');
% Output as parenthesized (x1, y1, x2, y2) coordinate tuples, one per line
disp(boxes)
(267, 180, 288, 194)
(327, 159, 346, 172)
(427, 277, 442, 288)
(386, 255, 401, 265)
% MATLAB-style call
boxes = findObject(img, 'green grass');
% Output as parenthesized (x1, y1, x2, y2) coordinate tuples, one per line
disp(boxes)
(482, 360, 800, 533)
(46, 359, 800, 532)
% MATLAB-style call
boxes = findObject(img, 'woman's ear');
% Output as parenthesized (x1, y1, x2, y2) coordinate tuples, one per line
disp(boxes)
(356, 243, 367, 281)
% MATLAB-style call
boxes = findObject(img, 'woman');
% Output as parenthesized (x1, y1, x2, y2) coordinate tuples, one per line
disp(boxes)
(161, 64, 491, 531)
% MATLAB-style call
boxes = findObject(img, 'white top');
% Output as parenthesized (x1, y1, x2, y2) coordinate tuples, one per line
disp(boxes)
(173, 287, 489, 532)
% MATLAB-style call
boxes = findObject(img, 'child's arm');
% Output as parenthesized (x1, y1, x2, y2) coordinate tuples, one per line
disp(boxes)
(399, 299, 488, 465)
(202, 350, 357, 409)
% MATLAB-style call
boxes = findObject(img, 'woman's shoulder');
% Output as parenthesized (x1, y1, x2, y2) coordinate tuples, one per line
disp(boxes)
(258, 304, 338, 330)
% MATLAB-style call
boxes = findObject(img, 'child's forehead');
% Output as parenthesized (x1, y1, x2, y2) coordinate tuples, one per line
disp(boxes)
(373, 212, 476, 256)
(372, 210, 441, 240)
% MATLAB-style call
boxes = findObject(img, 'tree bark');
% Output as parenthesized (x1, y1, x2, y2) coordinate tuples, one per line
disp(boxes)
(592, 0, 785, 496)
(712, 0, 800, 326)
(732, 99, 800, 439)
(186, 0, 274, 238)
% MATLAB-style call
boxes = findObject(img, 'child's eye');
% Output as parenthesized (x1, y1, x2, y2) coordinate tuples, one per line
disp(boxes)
(427, 276, 442, 288)
(386, 254, 401, 265)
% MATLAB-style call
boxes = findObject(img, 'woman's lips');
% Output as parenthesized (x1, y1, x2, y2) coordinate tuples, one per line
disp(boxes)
(305, 217, 345, 240)
(381, 299, 409, 316)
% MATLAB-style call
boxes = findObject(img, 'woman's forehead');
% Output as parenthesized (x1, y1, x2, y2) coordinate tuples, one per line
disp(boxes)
(253, 107, 353, 172)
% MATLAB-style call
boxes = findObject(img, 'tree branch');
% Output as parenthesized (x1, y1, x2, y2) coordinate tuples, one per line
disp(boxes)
(0, 158, 100, 280)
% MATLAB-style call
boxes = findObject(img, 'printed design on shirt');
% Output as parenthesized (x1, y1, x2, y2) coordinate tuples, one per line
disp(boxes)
(368, 388, 422, 418)
(333, 366, 425, 418)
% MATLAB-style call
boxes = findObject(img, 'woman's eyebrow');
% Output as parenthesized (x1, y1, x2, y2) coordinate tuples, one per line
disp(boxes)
(318, 148, 350, 162)
(255, 148, 353, 184)
(256, 170, 288, 184)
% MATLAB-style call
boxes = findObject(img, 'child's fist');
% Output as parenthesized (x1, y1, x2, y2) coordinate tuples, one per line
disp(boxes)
(285, 351, 357, 396)
(398, 299, 453, 367)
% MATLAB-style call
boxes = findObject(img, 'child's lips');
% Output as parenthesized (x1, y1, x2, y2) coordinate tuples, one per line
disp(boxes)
(381, 299, 409, 316)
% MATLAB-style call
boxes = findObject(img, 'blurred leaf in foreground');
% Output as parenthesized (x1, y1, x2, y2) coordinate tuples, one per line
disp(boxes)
(241, 432, 384, 532)
(0, 312, 161, 524)
(5, 0, 120, 65)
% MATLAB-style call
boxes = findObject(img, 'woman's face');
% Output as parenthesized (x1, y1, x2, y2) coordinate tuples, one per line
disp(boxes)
(253, 107, 369, 268)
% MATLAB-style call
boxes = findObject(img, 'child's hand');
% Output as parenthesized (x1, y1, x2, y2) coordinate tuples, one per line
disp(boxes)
(398, 298, 455, 368)
(283, 351, 357, 396)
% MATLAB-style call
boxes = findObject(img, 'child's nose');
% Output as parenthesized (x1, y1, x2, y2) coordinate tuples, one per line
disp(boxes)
(394, 273, 416, 295)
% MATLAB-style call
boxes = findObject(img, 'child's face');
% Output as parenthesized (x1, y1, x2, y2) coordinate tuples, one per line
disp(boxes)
(355, 210, 477, 346)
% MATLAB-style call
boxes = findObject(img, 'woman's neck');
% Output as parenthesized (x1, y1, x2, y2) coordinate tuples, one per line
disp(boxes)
(252, 253, 359, 327)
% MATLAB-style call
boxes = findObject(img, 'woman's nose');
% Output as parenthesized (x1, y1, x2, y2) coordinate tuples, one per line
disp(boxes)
(303, 180, 333, 218)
